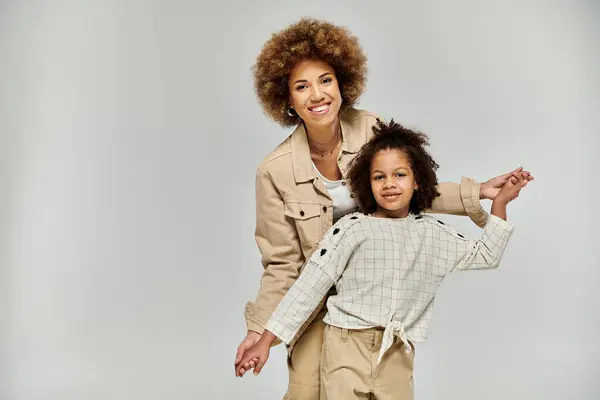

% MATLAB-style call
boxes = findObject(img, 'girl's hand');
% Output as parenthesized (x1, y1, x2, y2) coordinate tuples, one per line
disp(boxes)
(495, 171, 529, 205)
(235, 338, 271, 377)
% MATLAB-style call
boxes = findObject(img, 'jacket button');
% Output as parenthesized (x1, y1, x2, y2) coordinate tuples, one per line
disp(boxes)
(300, 210, 305, 217)
(341, 181, 346, 186)
(350, 193, 354, 198)
(323, 206, 327, 212)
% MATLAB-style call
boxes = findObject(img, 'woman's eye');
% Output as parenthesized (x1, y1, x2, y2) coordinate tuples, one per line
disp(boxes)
(395, 173, 406, 177)
(373, 175, 383, 180)
(322, 77, 332, 84)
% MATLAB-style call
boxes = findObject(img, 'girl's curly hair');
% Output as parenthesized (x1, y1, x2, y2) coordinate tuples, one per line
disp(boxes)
(347, 119, 441, 215)
(253, 18, 367, 126)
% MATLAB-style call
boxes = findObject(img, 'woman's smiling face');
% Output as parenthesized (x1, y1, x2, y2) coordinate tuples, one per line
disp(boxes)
(288, 59, 342, 128)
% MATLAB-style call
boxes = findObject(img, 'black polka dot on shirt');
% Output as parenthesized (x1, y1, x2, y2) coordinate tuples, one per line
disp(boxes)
(333, 228, 340, 235)
(350, 216, 358, 220)
(437, 220, 445, 225)
(320, 248, 327, 256)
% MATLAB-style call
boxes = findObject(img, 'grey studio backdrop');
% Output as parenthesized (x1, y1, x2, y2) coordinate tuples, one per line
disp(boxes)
(1, 1, 598, 399)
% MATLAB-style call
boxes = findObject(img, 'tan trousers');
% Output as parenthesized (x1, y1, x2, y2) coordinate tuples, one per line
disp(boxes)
(283, 310, 327, 400)
(283, 313, 414, 400)
(320, 325, 415, 400)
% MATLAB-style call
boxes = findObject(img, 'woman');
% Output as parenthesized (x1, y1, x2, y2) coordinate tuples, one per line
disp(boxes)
(234, 18, 530, 399)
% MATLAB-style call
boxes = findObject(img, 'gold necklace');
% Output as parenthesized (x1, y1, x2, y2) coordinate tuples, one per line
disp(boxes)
(308, 126, 341, 158)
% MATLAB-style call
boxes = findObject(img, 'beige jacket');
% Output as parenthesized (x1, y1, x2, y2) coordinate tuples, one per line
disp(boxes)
(244, 107, 488, 352)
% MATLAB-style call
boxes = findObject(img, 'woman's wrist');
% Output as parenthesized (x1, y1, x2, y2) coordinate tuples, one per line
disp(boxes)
(479, 182, 486, 200)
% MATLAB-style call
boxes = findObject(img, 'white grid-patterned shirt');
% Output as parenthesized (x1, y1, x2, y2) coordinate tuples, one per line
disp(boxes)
(265, 212, 514, 363)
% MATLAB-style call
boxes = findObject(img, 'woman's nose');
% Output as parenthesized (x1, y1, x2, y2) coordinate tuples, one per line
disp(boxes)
(310, 86, 324, 101)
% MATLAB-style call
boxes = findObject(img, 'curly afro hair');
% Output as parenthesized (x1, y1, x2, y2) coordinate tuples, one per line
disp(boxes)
(346, 119, 441, 215)
(253, 17, 368, 126)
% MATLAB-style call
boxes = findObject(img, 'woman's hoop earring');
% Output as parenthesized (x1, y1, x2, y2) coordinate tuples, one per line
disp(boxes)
(287, 107, 297, 117)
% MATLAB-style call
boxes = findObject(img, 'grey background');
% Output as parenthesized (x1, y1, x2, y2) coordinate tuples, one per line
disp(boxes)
(1, 0, 598, 399)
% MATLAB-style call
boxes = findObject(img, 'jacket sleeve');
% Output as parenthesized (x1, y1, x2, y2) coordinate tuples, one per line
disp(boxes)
(243, 168, 305, 338)
(426, 177, 489, 228)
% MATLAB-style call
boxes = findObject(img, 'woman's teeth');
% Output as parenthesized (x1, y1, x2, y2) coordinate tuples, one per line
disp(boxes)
(309, 104, 330, 114)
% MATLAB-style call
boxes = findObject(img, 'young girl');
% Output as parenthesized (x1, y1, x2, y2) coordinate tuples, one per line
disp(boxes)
(235, 119, 529, 399)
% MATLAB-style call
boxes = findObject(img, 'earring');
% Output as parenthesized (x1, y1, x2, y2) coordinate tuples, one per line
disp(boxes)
(287, 107, 297, 117)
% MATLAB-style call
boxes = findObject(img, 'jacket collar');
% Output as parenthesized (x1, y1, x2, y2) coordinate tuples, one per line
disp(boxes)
(290, 108, 363, 183)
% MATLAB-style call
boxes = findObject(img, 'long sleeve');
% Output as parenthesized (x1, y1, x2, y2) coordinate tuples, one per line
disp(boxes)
(265, 214, 363, 344)
(265, 262, 335, 344)
(431, 214, 515, 273)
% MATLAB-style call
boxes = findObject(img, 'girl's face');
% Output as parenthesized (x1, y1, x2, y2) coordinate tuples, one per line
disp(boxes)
(370, 149, 418, 218)
(288, 59, 342, 129)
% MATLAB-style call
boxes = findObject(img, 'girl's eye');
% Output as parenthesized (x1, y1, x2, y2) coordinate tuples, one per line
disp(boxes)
(395, 173, 406, 177)
(296, 85, 307, 91)
(373, 175, 383, 180)
(322, 77, 332, 84)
